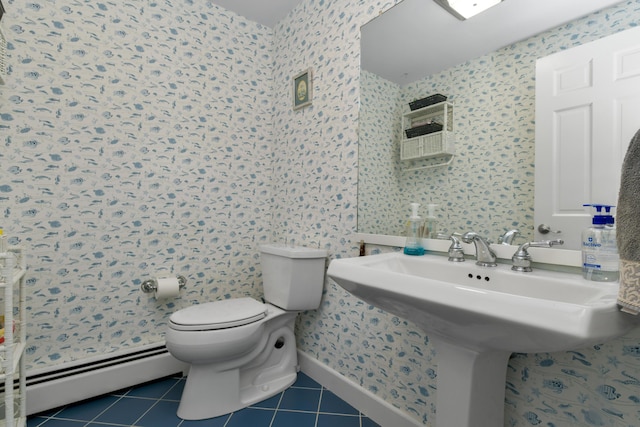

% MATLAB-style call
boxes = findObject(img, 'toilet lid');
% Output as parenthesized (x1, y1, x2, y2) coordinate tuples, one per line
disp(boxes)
(169, 297, 267, 331)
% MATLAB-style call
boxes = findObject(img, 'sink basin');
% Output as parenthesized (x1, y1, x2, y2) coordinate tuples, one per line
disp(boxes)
(328, 252, 636, 427)
(328, 251, 631, 353)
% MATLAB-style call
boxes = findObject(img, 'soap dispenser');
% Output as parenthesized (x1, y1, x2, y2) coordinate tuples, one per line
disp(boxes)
(404, 203, 425, 256)
(581, 204, 619, 282)
(425, 204, 438, 239)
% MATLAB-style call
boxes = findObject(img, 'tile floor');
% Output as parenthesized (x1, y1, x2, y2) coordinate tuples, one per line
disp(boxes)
(27, 373, 381, 427)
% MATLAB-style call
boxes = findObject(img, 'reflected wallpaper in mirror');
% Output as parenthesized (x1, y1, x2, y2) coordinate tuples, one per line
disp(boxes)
(358, 62, 534, 242)
(357, 3, 629, 243)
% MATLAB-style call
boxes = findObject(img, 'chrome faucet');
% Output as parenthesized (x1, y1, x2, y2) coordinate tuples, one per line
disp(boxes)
(511, 239, 564, 272)
(461, 232, 497, 267)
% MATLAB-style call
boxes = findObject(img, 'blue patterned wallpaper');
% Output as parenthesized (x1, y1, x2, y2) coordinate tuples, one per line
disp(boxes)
(358, 70, 405, 236)
(2, 0, 275, 367)
(3, 0, 640, 426)
(360, 62, 527, 239)
(396, 52, 537, 241)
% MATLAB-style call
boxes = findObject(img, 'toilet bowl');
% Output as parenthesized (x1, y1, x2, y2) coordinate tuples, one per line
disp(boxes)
(165, 244, 327, 420)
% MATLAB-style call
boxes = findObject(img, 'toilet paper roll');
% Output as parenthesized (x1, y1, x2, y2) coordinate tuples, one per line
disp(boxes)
(154, 277, 181, 299)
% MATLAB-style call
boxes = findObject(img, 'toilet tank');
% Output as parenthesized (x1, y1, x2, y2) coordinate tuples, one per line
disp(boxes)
(259, 244, 327, 310)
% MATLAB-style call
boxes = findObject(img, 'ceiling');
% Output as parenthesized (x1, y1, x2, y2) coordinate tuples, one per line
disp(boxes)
(215, 0, 625, 85)
(213, 0, 302, 28)
(362, 0, 624, 85)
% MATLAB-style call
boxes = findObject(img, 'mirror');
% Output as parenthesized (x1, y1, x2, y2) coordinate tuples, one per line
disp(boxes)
(357, 0, 625, 246)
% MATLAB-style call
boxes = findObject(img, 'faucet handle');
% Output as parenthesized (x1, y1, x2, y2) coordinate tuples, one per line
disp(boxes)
(511, 239, 564, 272)
(447, 234, 465, 262)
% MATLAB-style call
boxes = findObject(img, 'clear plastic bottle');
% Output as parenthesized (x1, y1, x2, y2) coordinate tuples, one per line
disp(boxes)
(404, 203, 425, 256)
(425, 204, 438, 239)
(581, 204, 619, 282)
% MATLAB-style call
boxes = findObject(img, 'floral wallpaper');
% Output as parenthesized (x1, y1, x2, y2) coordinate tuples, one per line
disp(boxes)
(2, 0, 640, 426)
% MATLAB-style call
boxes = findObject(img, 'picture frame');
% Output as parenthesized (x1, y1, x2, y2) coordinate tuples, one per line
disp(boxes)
(293, 68, 312, 110)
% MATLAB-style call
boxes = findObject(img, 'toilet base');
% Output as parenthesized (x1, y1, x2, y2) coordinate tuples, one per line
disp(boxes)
(177, 366, 297, 420)
(175, 311, 299, 420)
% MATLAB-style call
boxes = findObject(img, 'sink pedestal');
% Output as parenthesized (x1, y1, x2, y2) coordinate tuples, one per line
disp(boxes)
(433, 338, 511, 427)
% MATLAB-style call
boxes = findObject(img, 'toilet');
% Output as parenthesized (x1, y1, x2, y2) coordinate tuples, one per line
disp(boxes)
(165, 244, 327, 420)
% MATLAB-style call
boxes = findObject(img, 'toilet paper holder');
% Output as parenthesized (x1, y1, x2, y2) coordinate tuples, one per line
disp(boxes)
(141, 276, 187, 293)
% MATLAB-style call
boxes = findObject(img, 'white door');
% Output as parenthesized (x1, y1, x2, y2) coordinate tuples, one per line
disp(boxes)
(535, 26, 640, 249)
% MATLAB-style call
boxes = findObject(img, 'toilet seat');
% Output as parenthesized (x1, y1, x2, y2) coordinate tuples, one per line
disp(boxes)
(169, 297, 267, 331)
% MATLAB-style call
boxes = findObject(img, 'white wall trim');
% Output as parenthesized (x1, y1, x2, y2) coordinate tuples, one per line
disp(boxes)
(298, 351, 423, 427)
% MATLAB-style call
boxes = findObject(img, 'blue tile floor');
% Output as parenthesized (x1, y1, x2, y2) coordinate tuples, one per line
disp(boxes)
(27, 373, 381, 427)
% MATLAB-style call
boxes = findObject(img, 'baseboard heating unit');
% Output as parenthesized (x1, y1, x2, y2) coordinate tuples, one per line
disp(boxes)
(25, 343, 187, 415)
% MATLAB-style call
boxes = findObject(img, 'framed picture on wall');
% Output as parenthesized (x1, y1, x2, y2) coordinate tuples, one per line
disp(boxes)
(293, 68, 312, 110)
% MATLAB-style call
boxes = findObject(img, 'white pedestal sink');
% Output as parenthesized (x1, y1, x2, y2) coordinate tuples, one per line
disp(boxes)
(327, 252, 637, 427)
